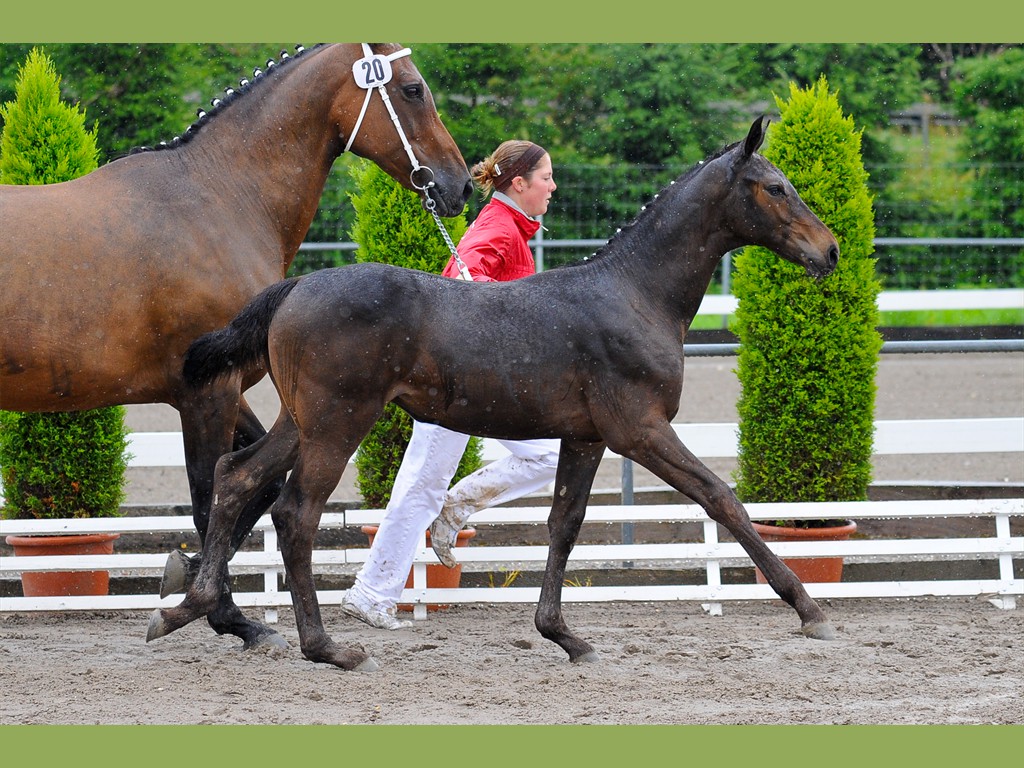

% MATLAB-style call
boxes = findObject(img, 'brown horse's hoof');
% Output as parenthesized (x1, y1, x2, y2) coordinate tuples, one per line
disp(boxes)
(801, 621, 836, 641)
(571, 650, 601, 664)
(159, 550, 193, 598)
(146, 609, 171, 642)
(353, 656, 380, 673)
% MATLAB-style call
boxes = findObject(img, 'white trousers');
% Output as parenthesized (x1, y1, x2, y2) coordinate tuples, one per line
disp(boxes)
(348, 420, 560, 612)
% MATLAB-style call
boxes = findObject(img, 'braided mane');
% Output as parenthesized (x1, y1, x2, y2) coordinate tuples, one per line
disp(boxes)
(565, 139, 742, 268)
(128, 44, 324, 155)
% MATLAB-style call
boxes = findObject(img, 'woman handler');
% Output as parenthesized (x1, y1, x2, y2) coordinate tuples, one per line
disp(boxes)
(341, 140, 560, 629)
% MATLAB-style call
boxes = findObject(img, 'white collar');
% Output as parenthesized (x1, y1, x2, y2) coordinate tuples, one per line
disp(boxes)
(492, 190, 535, 220)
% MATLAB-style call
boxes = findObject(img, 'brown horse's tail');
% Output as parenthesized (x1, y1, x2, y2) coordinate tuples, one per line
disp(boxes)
(183, 277, 301, 389)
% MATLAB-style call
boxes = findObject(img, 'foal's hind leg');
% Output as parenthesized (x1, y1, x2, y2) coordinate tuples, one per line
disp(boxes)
(534, 441, 605, 663)
(147, 411, 299, 644)
(624, 422, 834, 639)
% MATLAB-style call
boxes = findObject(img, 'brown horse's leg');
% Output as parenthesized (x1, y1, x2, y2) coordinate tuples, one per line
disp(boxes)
(174, 386, 287, 649)
(534, 441, 605, 663)
(270, 431, 377, 671)
(148, 411, 299, 644)
(623, 421, 834, 639)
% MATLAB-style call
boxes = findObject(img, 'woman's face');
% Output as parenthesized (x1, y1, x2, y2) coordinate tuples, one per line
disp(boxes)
(511, 153, 556, 217)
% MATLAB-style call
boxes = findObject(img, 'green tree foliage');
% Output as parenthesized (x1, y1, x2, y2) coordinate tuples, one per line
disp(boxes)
(0, 48, 130, 519)
(950, 47, 1024, 239)
(732, 77, 882, 509)
(415, 43, 538, 167)
(539, 43, 740, 165)
(39, 44, 194, 161)
(347, 160, 481, 507)
(919, 43, 1021, 101)
(0, 48, 99, 183)
(733, 43, 925, 185)
(0, 44, 33, 113)
(1, 44, 294, 162)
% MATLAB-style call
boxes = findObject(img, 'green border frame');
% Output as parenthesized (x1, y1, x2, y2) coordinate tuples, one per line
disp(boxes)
(2, 0, 1018, 42)
(2, 1, 1020, 762)
(2, 724, 1022, 765)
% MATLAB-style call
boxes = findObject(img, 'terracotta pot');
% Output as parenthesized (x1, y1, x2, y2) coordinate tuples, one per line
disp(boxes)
(751, 520, 857, 584)
(5, 532, 120, 597)
(361, 525, 476, 611)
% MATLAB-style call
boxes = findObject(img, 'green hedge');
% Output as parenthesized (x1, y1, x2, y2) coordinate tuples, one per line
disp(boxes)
(732, 76, 882, 508)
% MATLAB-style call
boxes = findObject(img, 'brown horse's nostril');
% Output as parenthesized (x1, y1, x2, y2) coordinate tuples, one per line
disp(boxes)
(462, 178, 474, 205)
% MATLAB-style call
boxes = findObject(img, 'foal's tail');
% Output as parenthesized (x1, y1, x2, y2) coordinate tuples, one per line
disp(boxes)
(183, 277, 300, 389)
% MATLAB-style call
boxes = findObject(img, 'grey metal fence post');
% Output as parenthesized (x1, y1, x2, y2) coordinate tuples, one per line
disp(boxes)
(534, 217, 545, 272)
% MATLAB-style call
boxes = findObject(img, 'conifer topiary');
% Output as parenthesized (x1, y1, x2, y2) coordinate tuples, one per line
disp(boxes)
(347, 160, 481, 507)
(732, 76, 882, 512)
(0, 48, 130, 520)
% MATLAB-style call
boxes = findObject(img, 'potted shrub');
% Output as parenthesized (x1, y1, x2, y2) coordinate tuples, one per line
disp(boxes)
(0, 49, 131, 597)
(347, 160, 482, 600)
(732, 76, 882, 583)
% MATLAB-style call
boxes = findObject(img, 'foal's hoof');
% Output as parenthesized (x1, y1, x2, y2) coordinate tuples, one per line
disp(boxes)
(159, 550, 193, 598)
(801, 621, 836, 641)
(571, 650, 601, 664)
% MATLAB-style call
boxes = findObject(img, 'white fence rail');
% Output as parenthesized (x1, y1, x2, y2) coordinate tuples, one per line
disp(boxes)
(2, 499, 1021, 620)
(3, 416, 1021, 619)
(695, 287, 1024, 318)
(120, 416, 1024, 467)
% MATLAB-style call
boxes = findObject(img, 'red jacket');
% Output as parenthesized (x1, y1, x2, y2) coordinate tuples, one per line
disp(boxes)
(442, 196, 540, 282)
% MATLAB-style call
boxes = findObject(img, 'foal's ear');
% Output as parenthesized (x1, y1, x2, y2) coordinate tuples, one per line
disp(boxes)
(742, 115, 769, 158)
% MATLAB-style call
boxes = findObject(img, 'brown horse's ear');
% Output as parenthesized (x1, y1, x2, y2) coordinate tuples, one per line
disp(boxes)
(742, 115, 769, 157)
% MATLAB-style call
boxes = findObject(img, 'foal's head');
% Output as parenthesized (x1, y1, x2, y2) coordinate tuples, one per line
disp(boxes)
(719, 117, 840, 279)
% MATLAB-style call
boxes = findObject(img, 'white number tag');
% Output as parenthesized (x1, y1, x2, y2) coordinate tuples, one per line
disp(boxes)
(352, 55, 393, 89)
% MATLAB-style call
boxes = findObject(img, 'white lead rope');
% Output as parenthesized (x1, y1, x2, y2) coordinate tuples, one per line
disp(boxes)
(344, 43, 472, 280)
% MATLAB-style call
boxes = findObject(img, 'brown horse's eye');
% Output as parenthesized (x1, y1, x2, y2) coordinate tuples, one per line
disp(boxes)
(766, 184, 786, 198)
(402, 83, 424, 100)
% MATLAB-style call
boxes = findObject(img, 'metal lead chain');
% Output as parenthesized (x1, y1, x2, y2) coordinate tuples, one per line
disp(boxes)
(424, 188, 473, 280)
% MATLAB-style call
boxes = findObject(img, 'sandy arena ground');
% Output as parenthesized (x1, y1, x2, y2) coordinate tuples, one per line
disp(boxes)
(1, 351, 1021, 725)
(1, 598, 1021, 725)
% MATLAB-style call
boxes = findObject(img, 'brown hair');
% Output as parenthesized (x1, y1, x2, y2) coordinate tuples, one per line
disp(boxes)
(471, 140, 548, 196)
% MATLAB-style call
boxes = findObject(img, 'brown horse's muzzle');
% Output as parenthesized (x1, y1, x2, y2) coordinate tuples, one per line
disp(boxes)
(427, 174, 473, 217)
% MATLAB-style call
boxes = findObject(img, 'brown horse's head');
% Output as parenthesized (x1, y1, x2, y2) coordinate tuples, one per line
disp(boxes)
(331, 43, 472, 217)
(725, 116, 840, 279)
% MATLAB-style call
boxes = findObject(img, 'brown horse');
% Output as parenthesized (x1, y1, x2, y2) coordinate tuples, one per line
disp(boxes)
(148, 117, 840, 671)
(0, 43, 471, 649)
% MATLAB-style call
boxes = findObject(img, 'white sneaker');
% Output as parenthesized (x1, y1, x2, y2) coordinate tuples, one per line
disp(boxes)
(341, 593, 412, 630)
(429, 507, 463, 569)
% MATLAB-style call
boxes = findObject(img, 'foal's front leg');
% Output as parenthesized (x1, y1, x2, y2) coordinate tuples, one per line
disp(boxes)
(628, 422, 834, 640)
(535, 441, 605, 663)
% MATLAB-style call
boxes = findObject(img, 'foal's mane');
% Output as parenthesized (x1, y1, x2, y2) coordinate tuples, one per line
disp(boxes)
(127, 44, 325, 156)
(564, 139, 742, 268)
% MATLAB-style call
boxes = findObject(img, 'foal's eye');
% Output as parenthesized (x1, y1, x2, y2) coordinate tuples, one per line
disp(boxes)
(766, 184, 786, 198)
(403, 83, 424, 100)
